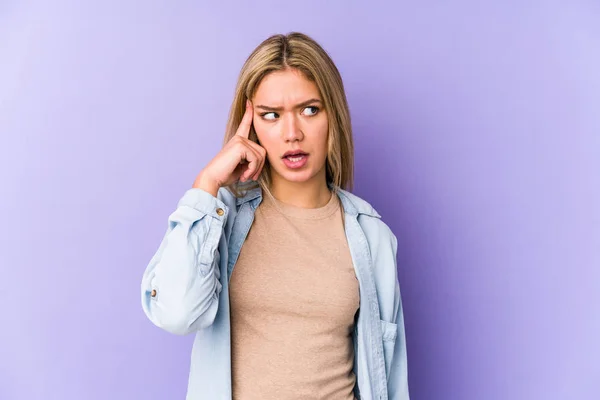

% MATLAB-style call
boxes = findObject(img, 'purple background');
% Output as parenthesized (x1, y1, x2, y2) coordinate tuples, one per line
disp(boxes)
(2, 1, 599, 399)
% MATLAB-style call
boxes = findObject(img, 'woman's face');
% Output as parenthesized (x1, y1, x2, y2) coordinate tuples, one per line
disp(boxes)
(251, 68, 329, 186)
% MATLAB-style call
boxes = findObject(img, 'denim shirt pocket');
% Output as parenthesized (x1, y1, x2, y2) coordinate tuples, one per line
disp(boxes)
(380, 319, 398, 378)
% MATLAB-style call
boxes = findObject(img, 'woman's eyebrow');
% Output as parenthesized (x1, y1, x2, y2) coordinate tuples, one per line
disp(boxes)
(255, 98, 322, 112)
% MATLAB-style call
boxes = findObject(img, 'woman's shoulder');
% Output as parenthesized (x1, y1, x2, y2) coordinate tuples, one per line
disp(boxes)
(336, 188, 397, 242)
(335, 188, 381, 219)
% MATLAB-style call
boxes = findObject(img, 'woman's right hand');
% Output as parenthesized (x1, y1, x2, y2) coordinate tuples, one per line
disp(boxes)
(192, 100, 267, 196)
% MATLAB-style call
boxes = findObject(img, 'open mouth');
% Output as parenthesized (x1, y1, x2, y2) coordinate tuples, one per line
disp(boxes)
(284, 154, 306, 162)
(282, 151, 309, 169)
(283, 149, 308, 158)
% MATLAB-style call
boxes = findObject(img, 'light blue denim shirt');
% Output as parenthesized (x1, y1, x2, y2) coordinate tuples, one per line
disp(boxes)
(141, 184, 410, 400)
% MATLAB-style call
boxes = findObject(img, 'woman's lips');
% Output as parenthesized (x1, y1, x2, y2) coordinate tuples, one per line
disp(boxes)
(282, 153, 308, 169)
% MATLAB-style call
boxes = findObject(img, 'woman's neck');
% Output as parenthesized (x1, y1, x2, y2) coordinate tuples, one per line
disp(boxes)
(269, 173, 331, 209)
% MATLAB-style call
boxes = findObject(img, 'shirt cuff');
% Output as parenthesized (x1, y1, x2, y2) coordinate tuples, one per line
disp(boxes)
(177, 188, 229, 219)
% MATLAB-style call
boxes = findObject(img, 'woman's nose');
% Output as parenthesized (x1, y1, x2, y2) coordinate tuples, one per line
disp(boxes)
(282, 114, 303, 142)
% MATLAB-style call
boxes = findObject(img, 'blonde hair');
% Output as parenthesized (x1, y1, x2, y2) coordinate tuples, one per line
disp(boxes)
(223, 32, 354, 197)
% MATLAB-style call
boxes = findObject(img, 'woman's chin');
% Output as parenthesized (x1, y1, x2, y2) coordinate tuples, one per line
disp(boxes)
(274, 169, 315, 184)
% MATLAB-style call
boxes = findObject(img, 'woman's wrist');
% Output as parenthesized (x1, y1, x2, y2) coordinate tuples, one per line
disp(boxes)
(192, 173, 220, 197)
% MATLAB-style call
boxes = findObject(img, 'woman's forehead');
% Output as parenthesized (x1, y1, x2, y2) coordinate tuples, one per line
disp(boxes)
(254, 69, 320, 105)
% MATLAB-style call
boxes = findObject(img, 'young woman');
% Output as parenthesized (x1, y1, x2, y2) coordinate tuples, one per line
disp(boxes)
(141, 32, 409, 400)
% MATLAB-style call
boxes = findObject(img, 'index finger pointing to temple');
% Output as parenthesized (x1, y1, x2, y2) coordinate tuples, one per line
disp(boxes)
(236, 100, 254, 138)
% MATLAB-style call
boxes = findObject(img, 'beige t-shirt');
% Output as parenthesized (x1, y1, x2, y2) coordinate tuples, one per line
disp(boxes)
(229, 189, 360, 399)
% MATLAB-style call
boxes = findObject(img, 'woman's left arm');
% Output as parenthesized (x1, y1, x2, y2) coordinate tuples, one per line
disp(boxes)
(374, 224, 410, 399)
(386, 231, 410, 399)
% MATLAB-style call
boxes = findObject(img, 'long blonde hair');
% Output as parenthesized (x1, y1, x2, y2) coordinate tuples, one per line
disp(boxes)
(223, 32, 354, 197)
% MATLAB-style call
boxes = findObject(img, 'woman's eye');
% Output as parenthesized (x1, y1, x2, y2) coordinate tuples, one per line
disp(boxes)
(261, 112, 278, 120)
(302, 106, 319, 116)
